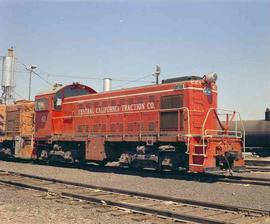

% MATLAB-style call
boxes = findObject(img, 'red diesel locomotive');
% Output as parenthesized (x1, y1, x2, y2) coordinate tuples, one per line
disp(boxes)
(34, 73, 245, 173)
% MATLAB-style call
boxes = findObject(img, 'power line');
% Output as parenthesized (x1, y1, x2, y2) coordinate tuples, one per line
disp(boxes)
(16, 59, 53, 86)
(114, 74, 154, 89)
(1, 69, 29, 74)
(46, 73, 153, 83)
(32, 70, 53, 86)
(15, 58, 156, 90)
(0, 69, 154, 84)
(14, 91, 26, 100)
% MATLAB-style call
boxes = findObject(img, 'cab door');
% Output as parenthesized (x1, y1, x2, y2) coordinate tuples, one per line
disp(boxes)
(35, 96, 52, 137)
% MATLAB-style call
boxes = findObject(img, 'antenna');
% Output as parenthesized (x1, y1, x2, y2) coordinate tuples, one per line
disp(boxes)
(153, 65, 160, 85)
(25, 64, 38, 100)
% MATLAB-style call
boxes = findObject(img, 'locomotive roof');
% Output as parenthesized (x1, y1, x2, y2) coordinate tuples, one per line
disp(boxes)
(38, 84, 64, 95)
(37, 83, 96, 96)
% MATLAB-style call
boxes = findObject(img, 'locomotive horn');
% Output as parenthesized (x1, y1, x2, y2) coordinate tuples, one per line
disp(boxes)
(204, 72, 218, 83)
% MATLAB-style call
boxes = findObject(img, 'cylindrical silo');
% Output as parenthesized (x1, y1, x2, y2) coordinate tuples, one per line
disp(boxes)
(2, 56, 16, 88)
(1, 47, 16, 104)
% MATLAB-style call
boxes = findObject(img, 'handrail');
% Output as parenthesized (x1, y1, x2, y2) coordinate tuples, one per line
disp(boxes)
(180, 107, 191, 154)
(204, 129, 242, 138)
(52, 105, 192, 153)
(201, 108, 245, 155)
(118, 106, 191, 154)
(238, 112, 246, 153)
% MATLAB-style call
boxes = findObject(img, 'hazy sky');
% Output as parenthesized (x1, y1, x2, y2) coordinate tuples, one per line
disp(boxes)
(0, 0, 269, 119)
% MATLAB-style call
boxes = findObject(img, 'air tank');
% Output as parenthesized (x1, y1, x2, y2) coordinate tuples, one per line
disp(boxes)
(103, 78, 112, 91)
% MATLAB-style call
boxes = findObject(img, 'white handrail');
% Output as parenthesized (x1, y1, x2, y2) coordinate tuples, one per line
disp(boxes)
(179, 107, 191, 154)
(204, 129, 242, 138)
(201, 108, 245, 155)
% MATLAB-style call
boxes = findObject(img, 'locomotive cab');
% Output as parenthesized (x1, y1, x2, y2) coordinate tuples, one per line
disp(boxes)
(35, 96, 51, 137)
(34, 83, 96, 161)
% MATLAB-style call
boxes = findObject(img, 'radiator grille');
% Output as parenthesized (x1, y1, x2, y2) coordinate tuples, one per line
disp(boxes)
(161, 95, 183, 109)
(160, 112, 178, 131)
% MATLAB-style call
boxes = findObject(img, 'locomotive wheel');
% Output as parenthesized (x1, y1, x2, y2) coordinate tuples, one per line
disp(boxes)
(158, 155, 178, 171)
(39, 150, 48, 161)
(64, 151, 74, 163)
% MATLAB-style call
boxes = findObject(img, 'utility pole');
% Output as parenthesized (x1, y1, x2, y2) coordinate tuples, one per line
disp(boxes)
(28, 69, 32, 100)
(153, 65, 160, 84)
(26, 65, 37, 100)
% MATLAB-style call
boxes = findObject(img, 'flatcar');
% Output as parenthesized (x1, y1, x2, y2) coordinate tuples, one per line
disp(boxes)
(32, 73, 245, 173)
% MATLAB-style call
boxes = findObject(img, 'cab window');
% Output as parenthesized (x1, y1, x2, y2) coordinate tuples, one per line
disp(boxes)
(35, 98, 49, 111)
(63, 86, 90, 98)
(54, 91, 63, 110)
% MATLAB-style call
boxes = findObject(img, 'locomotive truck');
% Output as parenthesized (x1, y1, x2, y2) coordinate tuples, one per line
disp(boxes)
(0, 73, 245, 173)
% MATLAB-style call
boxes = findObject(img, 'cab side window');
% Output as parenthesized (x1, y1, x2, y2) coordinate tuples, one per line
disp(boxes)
(54, 91, 63, 110)
(35, 98, 49, 111)
(63, 86, 89, 98)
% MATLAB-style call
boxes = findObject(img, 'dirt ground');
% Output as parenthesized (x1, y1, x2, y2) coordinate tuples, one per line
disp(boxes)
(0, 183, 179, 224)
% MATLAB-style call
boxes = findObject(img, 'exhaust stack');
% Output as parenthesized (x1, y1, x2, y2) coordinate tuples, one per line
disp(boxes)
(103, 78, 112, 91)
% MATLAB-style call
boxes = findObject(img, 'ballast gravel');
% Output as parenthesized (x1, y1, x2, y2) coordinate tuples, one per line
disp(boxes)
(0, 183, 171, 224)
(0, 160, 270, 212)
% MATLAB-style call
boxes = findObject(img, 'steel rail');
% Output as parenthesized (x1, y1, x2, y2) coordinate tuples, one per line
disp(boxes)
(217, 173, 270, 183)
(245, 159, 270, 167)
(62, 192, 227, 224)
(0, 169, 269, 218)
(245, 166, 270, 172)
(0, 181, 259, 224)
(2, 157, 270, 185)
(1, 160, 270, 187)
(202, 174, 270, 187)
(0, 173, 228, 224)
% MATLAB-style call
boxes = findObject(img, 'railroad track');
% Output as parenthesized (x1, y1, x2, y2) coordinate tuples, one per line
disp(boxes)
(2, 159, 270, 187)
(0, 170, 269, 224)
(244, 159, 270, 172)
(211, 174, 270, 187)
(245, 159, 270, 167)
(245, 166, 270, 172)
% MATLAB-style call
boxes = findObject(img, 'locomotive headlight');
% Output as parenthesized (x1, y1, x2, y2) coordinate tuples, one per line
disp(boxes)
(204, 72, 218, 83)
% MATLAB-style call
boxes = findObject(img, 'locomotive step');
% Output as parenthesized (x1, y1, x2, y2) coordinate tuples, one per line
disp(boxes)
(192, 153, 207, 157)
(189, 163, 204, 166)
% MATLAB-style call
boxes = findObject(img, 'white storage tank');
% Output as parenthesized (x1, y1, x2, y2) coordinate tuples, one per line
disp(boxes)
(1, 47, 16, 104)
(2, 55, 16, 88)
